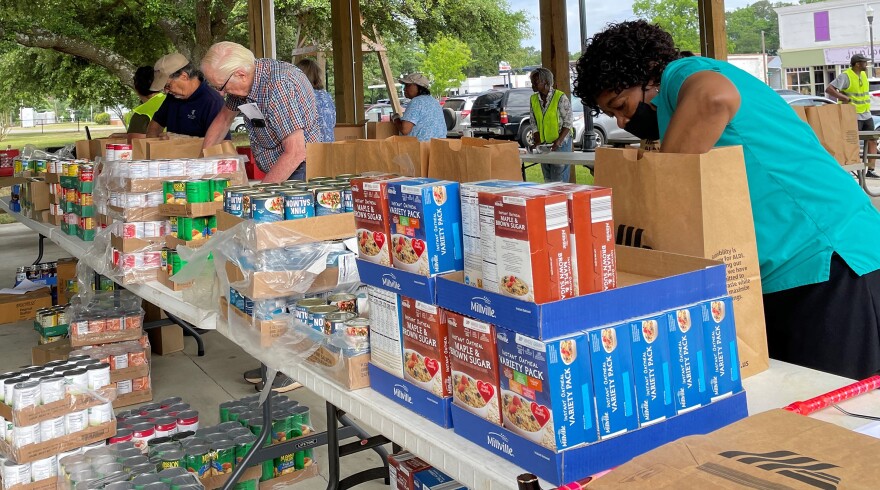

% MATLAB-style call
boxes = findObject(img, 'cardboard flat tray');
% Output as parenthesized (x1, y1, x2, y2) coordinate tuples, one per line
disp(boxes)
(368, 364, 452, 428)
(107, 205, 163, 222)
(165, 235, 209, 249)
(356, 259, 437, 305)
(220, 297, 288, 347)
(258, 464, 320, 490)
(158, 268, 193, 291)
(70, 328, 144, 347)
(436, 246, 727, 339)
(450, 391, 749, 485)
(109, 362, 151, 383)
(201, 465, 262, 490)
(0, 420, 115, 464)
(4, 476, 60, 490)
(216, 211, 355, 250)
(113, 388, 153, 408)
(224, 260, 341, 299)
(159, 201, 223, 218)
(110, 234, 166, 253)
(0, 386, 116, 427)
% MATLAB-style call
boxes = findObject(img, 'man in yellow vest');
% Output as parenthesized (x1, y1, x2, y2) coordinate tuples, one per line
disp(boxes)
(529, 68, 573, 182)
(826, 53, 877, 178)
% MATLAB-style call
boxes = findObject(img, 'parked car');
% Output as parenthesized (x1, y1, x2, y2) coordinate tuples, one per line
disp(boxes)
(230, 116, 247, 133)
(781, 94, 836, 106)
(469, 88, 533, 146)
(570, 97, 638, 148)
(443, 94, 480, 138)
(365, 103, 394, 122)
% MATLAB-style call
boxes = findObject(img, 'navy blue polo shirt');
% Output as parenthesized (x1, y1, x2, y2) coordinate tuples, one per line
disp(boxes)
(153, 81, 230, 139)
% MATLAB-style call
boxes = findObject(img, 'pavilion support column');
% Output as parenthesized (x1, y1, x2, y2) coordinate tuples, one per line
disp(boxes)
(539, 0, 571, 95)
(247, 0, 276, 59)
(698, 0, 728, 60)
(331, 0, 365, 125)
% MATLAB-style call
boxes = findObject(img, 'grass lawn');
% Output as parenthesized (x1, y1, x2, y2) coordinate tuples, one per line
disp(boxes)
(1, 126, 119, 151)
(524, 162, 595, 184)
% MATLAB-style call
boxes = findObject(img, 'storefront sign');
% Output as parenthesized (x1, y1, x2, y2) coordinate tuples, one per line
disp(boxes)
(824, 46, 880, 65)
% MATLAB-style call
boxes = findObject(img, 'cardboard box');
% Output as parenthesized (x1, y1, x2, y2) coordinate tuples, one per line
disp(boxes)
(590, 409, 878, 489)
(587, 324, 638, 440)
(142, 301, 168, 322)
(31, 338, 72, 365)
(56, 259, 77, 306)
(201, 465, 262, 490)
(224, 260, 341, 299)
(258, 464, 320, 490)
(165, 235, 208, 249)
(158, 201, 224, 218)
(369, 364, 453, 428)
(0, 420, 115, 464)
(334, 124, 366, 141)
(0, 289, 53, 325)
(357, 259, 437, 305)
(700, 297, 743, 401)
(110, 234, 166, 254)
(158, 268, 192, 291)
(306, 346, 370, 390)
(132, 137, 204, 160)
(436, 246, 727, 340)
(113, 388, 153, 408)
(0, 386, 116, 427)
(28, 180, 50, 211)
(70, 327, 144, 348)
(109, 361, 151, 384)
(366, 286, 405, 379)
(147, 324, 185, 355)
(401, 298, 451, 397)
(107, 205, 163, 222)
(388, 451, 431, 490)
(219, 297, 287, 347)
(5, 477, 60, 490)
(216, 211, 355, 250)
(452, 391, 748, 486)
(366, 121, 397, 140)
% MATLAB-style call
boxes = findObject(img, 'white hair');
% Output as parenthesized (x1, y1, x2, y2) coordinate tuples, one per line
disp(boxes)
(202, 42, 256, 75)
(530, 67, 554, 86)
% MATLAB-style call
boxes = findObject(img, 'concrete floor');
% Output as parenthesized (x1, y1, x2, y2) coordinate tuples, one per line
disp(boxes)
(0, 222, 388, 490)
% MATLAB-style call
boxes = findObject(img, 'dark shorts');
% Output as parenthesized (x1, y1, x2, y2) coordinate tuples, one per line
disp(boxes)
(764, 253, 880, 379)
(858, 118, 874, 131)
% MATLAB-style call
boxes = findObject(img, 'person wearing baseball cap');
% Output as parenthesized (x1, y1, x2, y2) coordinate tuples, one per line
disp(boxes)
(826, 53, 877, 177)
(146, 52, 229, 140)
(391, 73, 446, 142)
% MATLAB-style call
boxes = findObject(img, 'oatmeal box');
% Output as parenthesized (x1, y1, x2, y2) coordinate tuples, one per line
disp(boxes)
(445, 310, 501, 425)
(401, 296, 451, 397)
(666, 305, 710, 413)
(367, 285, 405, 378)
(700, 297, 742, 401)
(493, 188, 574, 304)
(387, 179, 463, 276)
(588, 324, 639, 439)
(496, 327, 596, 450)
(351, 175, 409, 267)
(628, 314, 676, 427)
(537, 183, 616, 295)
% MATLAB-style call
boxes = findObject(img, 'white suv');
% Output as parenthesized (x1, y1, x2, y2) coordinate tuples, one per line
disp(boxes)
(870, 78, 880, 115)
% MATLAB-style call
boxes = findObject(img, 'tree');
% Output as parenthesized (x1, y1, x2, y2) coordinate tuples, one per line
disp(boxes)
(727, 1, 788, 55)
(421, 36, 472, 96)
(632, 0, 701, 52)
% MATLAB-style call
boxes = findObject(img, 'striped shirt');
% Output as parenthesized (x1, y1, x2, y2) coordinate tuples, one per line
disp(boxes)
(226, 59, 321, 172)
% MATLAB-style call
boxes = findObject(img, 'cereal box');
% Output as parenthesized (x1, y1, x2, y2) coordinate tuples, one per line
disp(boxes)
(401, 297, 451, 397)
(666, 305, 710, 413)
(461, 180, 533, 289)
(388, 451, 432, 490)
(445, 310, 501, 425)
(700, 297, 743, 401)
(413, 468, 467, 490)
(537, 183, 616, 295)
(351, 175, 405, 266)
(387, 179, 463, 276)
(629, 314, 676, 426)
(367, 285, 405, 378)
(588, 324, 639, 439)
(493, 188, 574, 303)
(496, 327, 596, 450)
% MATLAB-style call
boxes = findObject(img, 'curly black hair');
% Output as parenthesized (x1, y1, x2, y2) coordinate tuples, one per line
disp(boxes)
(573, 20, 681, 113)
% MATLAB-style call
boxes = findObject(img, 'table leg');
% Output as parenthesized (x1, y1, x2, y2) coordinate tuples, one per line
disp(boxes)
(32, 234, 45, 265)
(326, 402, 341, 490)
(163, 312, 206, 356)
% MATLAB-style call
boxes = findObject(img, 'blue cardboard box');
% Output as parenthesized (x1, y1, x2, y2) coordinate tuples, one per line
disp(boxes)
(357, 259, 437, 305)
(413, 468, 467, 490)
(387, 179, 463, 276)
(588, 324, 639, 439)
(629, 314, 676, 426)
(368, 363, 453, 428)
(450, 390, 749, 485)
(666, 305, 710, 413)
(700, 297, 743, 401)
(436, 246, 726, 340)
(496, 328, 596, 451)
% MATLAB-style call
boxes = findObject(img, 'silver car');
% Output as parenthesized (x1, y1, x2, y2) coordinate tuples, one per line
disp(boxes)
(571, 97, 637, 147)
(230, 116, 247, 133)
(443, 95, 480, 137)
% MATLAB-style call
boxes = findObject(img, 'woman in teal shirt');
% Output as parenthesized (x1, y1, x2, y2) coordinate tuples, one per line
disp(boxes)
(575, 20, 880, 379)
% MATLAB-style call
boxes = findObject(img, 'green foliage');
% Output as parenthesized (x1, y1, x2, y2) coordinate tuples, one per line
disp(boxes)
(727, 1, 787, 55)
(421, 36, 472, 96)
(632, 0, 701, 52)
(94, 112, 111, 125)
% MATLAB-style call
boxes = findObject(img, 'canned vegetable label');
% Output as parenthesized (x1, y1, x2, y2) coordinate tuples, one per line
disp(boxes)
(224, 189, 245, 217)
(185, 180, 211, 204)
(177, 217, 208, 241)
(211, 179, 230, 202)
(183, 446, 211, 478)
(211, 441, 235, 476)
(169, 181, 187, 204)
(314, 187, 343, 215)
(308, 305, 339, 332)
(282, 191, 315, 220)
(251, 194, 284, 223)
(328, 293, 358, 313)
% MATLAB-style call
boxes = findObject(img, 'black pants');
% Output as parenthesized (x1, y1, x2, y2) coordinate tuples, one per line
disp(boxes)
(764, 254, 880, 379)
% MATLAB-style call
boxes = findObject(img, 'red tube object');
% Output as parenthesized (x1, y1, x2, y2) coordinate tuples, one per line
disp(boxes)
(783, 375, 880, 415)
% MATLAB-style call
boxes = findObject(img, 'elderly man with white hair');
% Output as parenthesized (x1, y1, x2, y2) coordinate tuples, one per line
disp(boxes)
(529, 67, 573, 183)
(201, 41, 321, 183)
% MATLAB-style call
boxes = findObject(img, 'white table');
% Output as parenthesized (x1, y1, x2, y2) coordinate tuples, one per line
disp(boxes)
(519, 151, 596, 183)
(4, 199, 879, 489)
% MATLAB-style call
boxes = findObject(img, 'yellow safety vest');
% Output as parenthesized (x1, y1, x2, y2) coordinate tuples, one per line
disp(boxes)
(531, 90, 563, 143)
(843, 69, 871, 114)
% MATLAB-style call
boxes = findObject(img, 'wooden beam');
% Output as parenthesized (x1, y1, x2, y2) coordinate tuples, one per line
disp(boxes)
(330, 0, 365, 125)
(247, 0, 276, 59)
(539, 0, 571, 95)
(698, 0, 728, 60)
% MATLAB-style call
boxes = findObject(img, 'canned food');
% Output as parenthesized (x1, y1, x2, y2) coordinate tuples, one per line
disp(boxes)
(67, 162, 79, 177)
(159, 449, 185, 470)
(129, 161, 149, 178)
(117, 379, 133, 395)
(155, 417, 178, 437)
(314, 187, 343, 215)
(132, 473, 162, 490)
(88, 402, 113, 426)
(250, 193, 284, 223)
(211, 440, 235, 476)
(322, 311, 357, 335)
(183, 445, 211, 478)
(282, 190, 315, 220)
(176, 411, 199, 432)
(122, 222, 144, 239)
(79, 164, 94, 182)
(32, 455, 57, 481)
(165, 181, 187, 204)
(40, 416, 66, 441)
(211, 179, 230, 202)
(185, 180, 211, 204)
(294, 298, 326, 324)
(2, 460, 30, 488)
(40, 374, 65, 404)
(109, 429, 133, 444)
(79, 216, 95, 230)
(158, 467, 189, 483)
(117, 144, 133, 160)
(223, 188, 246, 217)
(131, 423, 156, 452)
(328, 293, 358, 313)
(307, 305, 339, 332)
(79, 192, 93, 206)
(86, 363, 111, 390)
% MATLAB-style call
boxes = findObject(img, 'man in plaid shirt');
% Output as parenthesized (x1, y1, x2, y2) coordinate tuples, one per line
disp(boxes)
(202, 42, 322, 183)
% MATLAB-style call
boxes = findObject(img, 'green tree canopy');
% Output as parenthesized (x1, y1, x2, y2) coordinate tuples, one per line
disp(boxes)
(727, 1, 786, 55)
(632, 0, 701, 52)
(421, 36, 473, 96)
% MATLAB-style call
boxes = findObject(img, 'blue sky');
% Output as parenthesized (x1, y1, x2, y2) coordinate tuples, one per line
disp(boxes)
(509, 0, 759, 52)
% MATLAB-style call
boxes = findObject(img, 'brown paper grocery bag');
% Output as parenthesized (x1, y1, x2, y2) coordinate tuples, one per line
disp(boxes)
(804, 104, 860, 165)
(427, 137, 522, 182)
(305, 137, 425, 179)
(147, 138, 205, 159)
(202, 141, 238, 157)
(595, 146, 768, 378)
